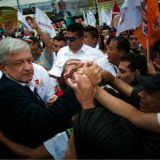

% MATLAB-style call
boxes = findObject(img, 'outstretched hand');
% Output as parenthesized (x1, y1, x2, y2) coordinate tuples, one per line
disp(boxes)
(26, 16, 39, 30)
(4, 21, 15, 36)
(64, 61, 102, 86)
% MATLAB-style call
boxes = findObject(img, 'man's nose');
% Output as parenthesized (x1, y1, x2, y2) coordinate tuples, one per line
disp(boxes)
(24, 61, 32, 70)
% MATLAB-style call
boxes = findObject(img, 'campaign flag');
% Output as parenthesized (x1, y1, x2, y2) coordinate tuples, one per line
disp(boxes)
(99, 8, 112, 26)
(86, 10, 96, 27)
(116, 0, 141, 36)
(111, 1, 120, 27)
(134, 0, 160, 49)
(112, 0, 120, 15)
(35, 7, 56, 38)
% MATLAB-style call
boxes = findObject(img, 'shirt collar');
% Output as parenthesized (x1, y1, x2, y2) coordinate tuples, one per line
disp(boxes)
(68, 44, 86, 54)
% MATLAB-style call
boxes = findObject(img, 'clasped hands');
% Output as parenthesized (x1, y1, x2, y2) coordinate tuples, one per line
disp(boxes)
(64, 61, 102, 110)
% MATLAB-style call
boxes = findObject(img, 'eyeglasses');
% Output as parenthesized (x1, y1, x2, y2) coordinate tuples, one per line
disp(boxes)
(66, 36, 80, 42)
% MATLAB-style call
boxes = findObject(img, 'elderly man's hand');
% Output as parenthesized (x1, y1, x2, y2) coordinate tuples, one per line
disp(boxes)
(63, 61, 83, 79)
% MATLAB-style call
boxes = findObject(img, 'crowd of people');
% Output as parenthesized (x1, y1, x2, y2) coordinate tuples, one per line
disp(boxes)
(0, 13, 160, 159)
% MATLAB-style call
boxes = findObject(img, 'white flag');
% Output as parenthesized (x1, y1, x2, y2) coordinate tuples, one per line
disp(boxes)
(86, 10, 96, 27)
(17, 11, 33, 31)
(122, 0, 141, 7)
(35, 8, 56, 38)
(116, 0, 141, 36)
(99, 8, 112, 26)
(83, 10, 88, 26)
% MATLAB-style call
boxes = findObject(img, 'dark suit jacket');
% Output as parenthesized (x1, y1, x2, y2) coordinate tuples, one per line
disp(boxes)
(0, 74, 81, 158)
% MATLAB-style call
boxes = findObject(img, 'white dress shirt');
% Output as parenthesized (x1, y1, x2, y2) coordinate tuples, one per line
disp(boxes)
(96, 55, 118, 77)
(49, 44, 105, 77)
(33, 63, 54, 103)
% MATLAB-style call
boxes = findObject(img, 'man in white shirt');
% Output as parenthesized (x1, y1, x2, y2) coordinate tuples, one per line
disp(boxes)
(49, 23, 104, 77)
(96, 36, 131, 76)
(32, 63, 55, 104)
(52, 35, 67, 63)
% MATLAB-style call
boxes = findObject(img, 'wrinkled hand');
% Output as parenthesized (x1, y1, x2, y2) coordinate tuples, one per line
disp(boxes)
(63, 61, 84, 79)
(82, 62, 102, 86)
(4, 21, 15, 36)
(47, 95, 58, 106)
(67, 72, 96, 110)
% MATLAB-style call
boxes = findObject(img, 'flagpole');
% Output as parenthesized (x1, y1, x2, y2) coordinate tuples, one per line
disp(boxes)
(96, 0, 100, 25)
(16, 0, 20, 11)
(146, 36, 150, 63)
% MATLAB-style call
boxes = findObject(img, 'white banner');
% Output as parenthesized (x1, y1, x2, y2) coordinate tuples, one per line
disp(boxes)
(86, 10, 96, 27)
(35, 7, 56, 38)
(99, 8, 112, 26)
(121, 0, 141, 7)
(116, 0, 141, 36)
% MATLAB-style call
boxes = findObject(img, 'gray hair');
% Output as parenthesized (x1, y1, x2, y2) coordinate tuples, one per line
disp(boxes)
(0, 37, 31, 64)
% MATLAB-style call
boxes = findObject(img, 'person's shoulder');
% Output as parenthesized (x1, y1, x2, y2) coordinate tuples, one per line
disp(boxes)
(33, 63, 47, 72)
(33, 63, 49, 78)
(0, 75, 23, 93)
(83, 44, 104, 55)
(57, 46, 69, 57)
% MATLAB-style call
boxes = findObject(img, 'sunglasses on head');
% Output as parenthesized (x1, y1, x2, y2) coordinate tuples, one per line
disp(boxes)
(66, 36, 80, 42)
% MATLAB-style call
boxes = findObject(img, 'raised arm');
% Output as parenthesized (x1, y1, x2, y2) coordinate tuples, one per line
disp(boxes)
(96, 86, 160, 133)
(101, 70, 133, 97)
(27, 17, 53, 55)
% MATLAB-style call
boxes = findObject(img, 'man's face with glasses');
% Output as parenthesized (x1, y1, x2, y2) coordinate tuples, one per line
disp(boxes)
(66, 31, 83, 52)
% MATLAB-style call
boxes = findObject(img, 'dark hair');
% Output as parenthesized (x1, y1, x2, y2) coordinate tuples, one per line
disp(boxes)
(128, 30, 135, 39)
(59, 28, 67, 36)
(73, 107, 143, 159)
(53, 35, 66, 43)
(103, 25, 111, 31)
(84, 25, 99, 40)
(111, 36, 130, 53)
(28, 37, 42, 50)
(58, 0, 66, 7)
(106, 35, 115, 45)
(121, 52, 147, 75)
(67, 23, 84, 37)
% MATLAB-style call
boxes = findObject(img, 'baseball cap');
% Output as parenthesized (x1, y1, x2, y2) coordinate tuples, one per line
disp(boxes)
(48, 58, 67, 77)
(48, 65, 63, 77)
(136, 73, 160, 91)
